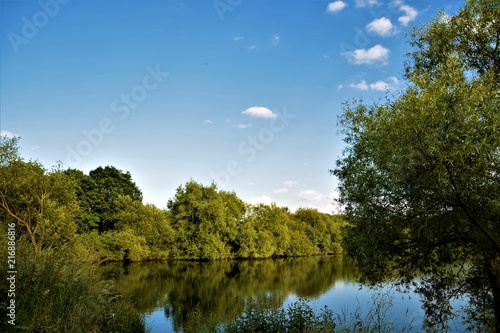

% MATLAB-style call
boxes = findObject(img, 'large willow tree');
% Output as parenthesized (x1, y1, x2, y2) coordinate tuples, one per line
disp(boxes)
(332, 1, 500, 331)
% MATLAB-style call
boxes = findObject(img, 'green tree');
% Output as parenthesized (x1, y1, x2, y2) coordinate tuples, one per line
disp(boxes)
(114, 195, 175, 259)
(246, 204, 291, 257)
(69, 165, 143, 233)
(407, 0, 500, 80)
(293, 208, 343, 255)
(64, 169, 100, 232)
(0, 137, 79, 252)
(332, 1, 500, 331)
(167, 181, 245, 259)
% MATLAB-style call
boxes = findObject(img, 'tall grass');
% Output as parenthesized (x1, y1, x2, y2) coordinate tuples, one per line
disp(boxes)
(0, 237, 145, 333)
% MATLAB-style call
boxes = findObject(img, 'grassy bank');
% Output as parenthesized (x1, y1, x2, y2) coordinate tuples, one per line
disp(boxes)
(0, 238, 145, 333)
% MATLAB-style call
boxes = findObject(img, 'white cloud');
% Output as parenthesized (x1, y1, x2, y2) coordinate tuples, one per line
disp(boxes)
(248, 45, 257, 51)
(297, 190, 326, 202)
(350, 76, 398, 91)
(233, 36, 244, 42)
(369, 81, 390, 91)
(343, 44, 389, 65)
(337, 84, 344, 90)
(247, 195, 273, 205)
(398, 4, 418, 26)
(0, 130, 18, 138)
(366, 17, 396, 37)
(326, 1, 347, 13)
(355, 0, 377, 7)
(274, 187, 289, 194)
(349, 80, 369, 90)
(31, 145, 40, 150)
(204, 119, 213, 124)
(370, 76, 398, 91)
(242, 106, 277, 119)
(284, 180, 298, 187)
(238, 123, 252, 129)
(296, 190, 340, 214)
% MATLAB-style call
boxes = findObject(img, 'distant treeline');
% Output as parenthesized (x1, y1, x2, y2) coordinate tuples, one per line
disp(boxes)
(0, 137, 344, 262)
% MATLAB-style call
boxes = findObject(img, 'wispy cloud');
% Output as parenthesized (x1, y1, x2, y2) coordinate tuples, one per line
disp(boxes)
(233, 36, 244, 42)
(350, 76, 398, 91)
(366, 17, 396, 37)
(204, 119, 213, 124)
(0, 130, 19, 138)
(248, 45, 257, 51)
(274, 187, 288, 194)
(238, 123, 252, 129)
(242, 106, 277, 119)
(297, 190, 339, 213)
(398, 3, 418, 26)
(343, 44, 389, 65)
(297, 189, 326, 202)
(326, 1, 347, 13)
(284, 180, 298, 188)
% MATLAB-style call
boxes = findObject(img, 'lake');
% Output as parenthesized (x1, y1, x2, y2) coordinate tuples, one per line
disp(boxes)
(101, 256, 467, 332)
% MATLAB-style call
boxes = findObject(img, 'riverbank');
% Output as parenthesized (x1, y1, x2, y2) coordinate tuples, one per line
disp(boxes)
(0, 239, 145, 333)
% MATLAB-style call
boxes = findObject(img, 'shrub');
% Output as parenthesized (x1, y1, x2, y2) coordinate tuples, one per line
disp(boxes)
(0, 237, 145, 333)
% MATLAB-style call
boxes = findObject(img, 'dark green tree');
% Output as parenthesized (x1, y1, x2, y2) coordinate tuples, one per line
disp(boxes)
(333, 1, 500, 331)
(64, 169, 100, 233)
(68, 166, 143, 233)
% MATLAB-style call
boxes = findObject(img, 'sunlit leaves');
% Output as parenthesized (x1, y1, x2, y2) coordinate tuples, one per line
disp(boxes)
(333, 1, 500, 330)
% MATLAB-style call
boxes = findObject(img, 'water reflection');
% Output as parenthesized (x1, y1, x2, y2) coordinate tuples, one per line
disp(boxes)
(101, 256, 355, 332)
(101, 256, 466, 333)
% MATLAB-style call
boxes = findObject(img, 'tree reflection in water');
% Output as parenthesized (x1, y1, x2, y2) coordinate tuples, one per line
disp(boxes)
(100, 256, 355, 332)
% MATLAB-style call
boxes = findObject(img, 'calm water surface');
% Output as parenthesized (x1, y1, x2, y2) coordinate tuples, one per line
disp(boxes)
(101, 256, 466, 333)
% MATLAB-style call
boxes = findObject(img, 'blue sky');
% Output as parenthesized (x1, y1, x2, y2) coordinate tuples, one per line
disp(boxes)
(1, 0, 463, 212)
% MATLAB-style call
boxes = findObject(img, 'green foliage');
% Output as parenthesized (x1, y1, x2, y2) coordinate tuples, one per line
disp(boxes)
(293, 208, 344, 255)
(407, 0, 500, 80)
(0, 136, 20, 167)
(67, 165, 143, 233)
(64, 169, 101, 233)
(0, 145, 79, 252)
(0, 138, 348, 330)
(222, 299, 336, 333)
(114, 195, 174, 258)
(333, 1, 500, 331)
(0, 238, 145, 333)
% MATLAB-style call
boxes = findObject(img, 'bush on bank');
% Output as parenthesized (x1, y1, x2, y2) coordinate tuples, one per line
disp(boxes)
(0, 236, 145, 333)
